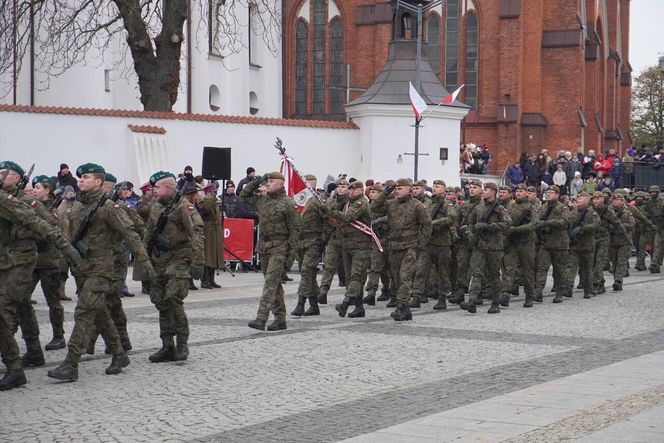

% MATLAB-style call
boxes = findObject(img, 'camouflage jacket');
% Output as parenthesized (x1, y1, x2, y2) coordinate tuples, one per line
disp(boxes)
(610, 205, 635, 247)
(426, 195, 457, 246)
(631, 204, 656, 234)
(505, 198, 539, 244)
(110, 203, 147, 280)
(136, 197, 154, 223)
(537, 200, 569, 250)
(371, 192, 431, 251)
(240, 179, 300, 255)
(328, 193, 373, 250)
(456, 196, 482, 247)
(5, 186, 40, 266)
(468, 198, 511, 251)
(33, 197, 65, 270)
(567, 205, 599, 252)
(643, 196, 664, 230)
(325, 194, 349, 247)
(594, 204, 625, 241)
(299, 197, 327, 249)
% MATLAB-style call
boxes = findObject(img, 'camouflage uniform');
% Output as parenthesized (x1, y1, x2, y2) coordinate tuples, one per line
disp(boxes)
(534, 197, 570, 303)
(319, 193, 349, 297)
(451, 195, 482, 301)
(631, 193, 656, 270)
(564, 202, 599, 298)
(593, 202, 625, 292)
(292, 197, 326, 316)
(241, 175, 300, 330)
(365, 197, 390, 301)
(643, 187, 664, 272)
(609, 201, 635, 289)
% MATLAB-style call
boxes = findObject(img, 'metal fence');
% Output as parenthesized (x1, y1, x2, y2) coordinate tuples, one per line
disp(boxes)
(632, 162, 664, 190)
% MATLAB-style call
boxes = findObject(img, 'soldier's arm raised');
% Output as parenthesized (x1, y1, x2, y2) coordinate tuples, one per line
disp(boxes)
(370, 192, 387, 216)
(328, 199, 366, 223)
(239, 177, 263, 208)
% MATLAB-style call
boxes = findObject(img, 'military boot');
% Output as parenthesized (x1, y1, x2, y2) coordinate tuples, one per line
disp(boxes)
(487, 303, 501, 314)
(598, 285, 606, 294)
(523, 295, 534, 308)
(335, 296, 352, 318)
(447, 293, 464, 305)
(612, 281, 623, 291)
(420, 294, 429, 304)
(347, 298, 365, 318)
(209, 268, 221, 288)
(105, 353, 130, 375)
(376, 289, 390, 302)
(47, 361, 78, 381)
(149, 339, 176, 363)
(45, 336, 66, 351)
(583, 291, 592, 299)
(363, 292, 376, 306)
(121, 338, 133, 352)
(432, 295, 447, 311)
(475, 298, 484, 306)
(635, 264, 646, 271)
(291, 295, 307, 316)
(392, 303, 413, 322)
(189, 278, 198, 290)
(552, 294, 563, 303)
(267, 319, 287, 331)
(303, 296, 320, 316)
(510, 286, 520, 296)
(174, 339, 189, 361)
(408, 296, 421, 309)
(22, 348, 45, 367)
(200, 268, 213, 289)
(248, 318, 266, 331)
(460, 299, 477, 313)
(0, 369, 27, 391)
(533, 294, 544, 303)
(499, 294, 510, 307)
(317, 287, 328, 305)
(386, 295, 398, 308)
(141, 281, 151, 295)
(649, 264, 660, 273)
(564, 290, 573, 298)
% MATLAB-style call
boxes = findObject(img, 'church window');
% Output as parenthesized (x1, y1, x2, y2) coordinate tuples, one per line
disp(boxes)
(295, 20, 308, 116)
(313, 0, 326, 116)
(329, 18, 344, 117)
(445, 0, 459, 90)
(465, 13, 478, 110)
(427, 15, 440, 76)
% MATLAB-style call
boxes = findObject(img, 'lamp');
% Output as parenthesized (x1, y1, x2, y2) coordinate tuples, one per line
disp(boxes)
(397, 154, 404, 164)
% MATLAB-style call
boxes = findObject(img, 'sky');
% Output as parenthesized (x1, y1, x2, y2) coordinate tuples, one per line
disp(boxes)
(629, 0, 664, 76)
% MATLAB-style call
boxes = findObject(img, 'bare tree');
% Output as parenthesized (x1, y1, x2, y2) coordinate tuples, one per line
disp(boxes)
(631, 66, 664, 147)
(0, 0, 280, 111)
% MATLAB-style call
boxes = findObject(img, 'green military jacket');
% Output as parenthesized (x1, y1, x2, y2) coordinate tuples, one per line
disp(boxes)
(610, 205, 635, 247)
(631, 203, 656, 234)
(371, 192, 432, 251)
(594, 204, 625, 241)
(328, 193, 372, 250)
(325, 193, 349, 247)
(456, 195, 482, 247)
(136, 197, 153, 223)
(299, 197, 327, 249)
(33, 197, 65, 270)
(5, 186, 40, 266)
(505, 198, 538, 245)
(537, 200, 569, 250)
(110, 202, 147, 281)
(468, 198, 511, 250)
(240, 179, 300, 255)
(567, 205, 599, 252)
(643, 196, 664, 230)
(426, 195, 457, 246)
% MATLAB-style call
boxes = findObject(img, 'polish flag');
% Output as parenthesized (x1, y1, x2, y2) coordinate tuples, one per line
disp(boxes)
(280, 155, 312, 212)
(408, 81, 428, 119)
(442, 84, 465, 104)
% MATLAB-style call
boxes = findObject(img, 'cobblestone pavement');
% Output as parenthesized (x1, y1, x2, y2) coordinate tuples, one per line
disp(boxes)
(2, 260, 664, 442)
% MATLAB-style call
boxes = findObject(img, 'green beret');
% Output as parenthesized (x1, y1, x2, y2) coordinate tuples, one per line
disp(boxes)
(104, 173, 117, 183)
(0, 161, 25, 176)
(149, 170, 176, 186)
(32, 175, 56, 188)
(76, 163, 105, 178)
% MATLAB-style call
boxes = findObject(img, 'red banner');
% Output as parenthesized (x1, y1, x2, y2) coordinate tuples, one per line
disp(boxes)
(223, 218, 255, 261)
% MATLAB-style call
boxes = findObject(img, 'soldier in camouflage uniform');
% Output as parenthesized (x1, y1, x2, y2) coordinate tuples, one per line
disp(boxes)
(500, 184, 539, 307)
(144, 172, 204, 361)
(291, 175, 326, 317)
(644, 186, 664, 273)
(364, 183, 390, 305)
(371, 178, 431, 321)
(608, 192, 635, 291)
(449, 180, 482, 304)
(460, 182, 511, 314)
(323, 181, 373, 318)
(134, 183, 155, 294)
(533, 185, 569, 304)
(47, 163, 154, 381)
(0, 167, 80, 391)
(591, 191, 625, 294)
(446, 187, 461, 293)
(318, 180, 349, 304)
(631, 191, 656, 271)
(242, 172, 300, 331)
(563, 192, 599, 299)
(410, 180, 434, 307)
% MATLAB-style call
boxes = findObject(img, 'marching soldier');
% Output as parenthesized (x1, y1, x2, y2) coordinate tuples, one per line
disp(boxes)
(318, 180, 349, 304)
(364, 183, 390, 305)
(630, 191, 656, 271)
(563, 192, 599, 299)
(608, 192, 635, 291)
(134, 182, 155, 294)
(591, 191, 625, 294)
(241, 172, 300, 331)
(644, 186, 664, 273)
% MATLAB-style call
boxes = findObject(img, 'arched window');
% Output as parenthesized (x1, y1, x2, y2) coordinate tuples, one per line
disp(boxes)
(426, 15, 440, 76)
(465, 13, 478, 110)
(329, 18, 344, 117)
(444, 0, 459, 90)
(312, 0, 326, 116)
(295, 20, 308, 116)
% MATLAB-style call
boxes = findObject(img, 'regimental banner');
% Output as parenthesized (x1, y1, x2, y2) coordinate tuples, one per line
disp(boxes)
(223, 218, 255, 261)
(280, 155, 312, 212)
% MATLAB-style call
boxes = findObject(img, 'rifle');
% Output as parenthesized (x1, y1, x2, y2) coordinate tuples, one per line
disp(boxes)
(50, 188, 64, 212)
(568, 207, 588, 244)
(472, 199, 500, 245)
(535, 202, 556, 246)
(14, 163, 35, 197)
(111, 181, 127, 203)
(147, 188, 183, 257)
(504, 205, 532, 247)
(458, 199, 480, 241)
(430, 197, 448, 220)
(71, 190, 109, 256)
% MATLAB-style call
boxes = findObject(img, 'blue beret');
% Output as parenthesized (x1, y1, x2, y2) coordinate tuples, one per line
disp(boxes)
(149, 171, 175, 186)
(104, 173, 117, 183)
(0, 161, 25, 176)
(32, 175, 56, 188)
(76, 163, 105, 178)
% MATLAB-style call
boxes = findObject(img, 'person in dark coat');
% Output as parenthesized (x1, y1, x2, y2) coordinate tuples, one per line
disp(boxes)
(56, 164, 79, 193)
(506, 161, 524, 188)
(236, 167, 256, 195)
(524, 154, 540, 187)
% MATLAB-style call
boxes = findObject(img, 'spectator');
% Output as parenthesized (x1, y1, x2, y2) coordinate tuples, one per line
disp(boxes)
(177, 165, 194, 190)
(582, 176, 597, 193)
(597, 175, 613, 191)
(236, 167, 256, 195)
(566, 151, 582, 185)
(519, 152, 529, 170)
(593, 153, 612, 176)
(222, 181, 257, 219)
(506, 161, 524, 187)
(460, 145, 473, 173)
(542, 170, 553, 186)
(553, 163, 567, 194)
(524, 154, 540, 187)
(570, 171, 584, 198)
(56, 163, 79, 193)
(537, 154, 548, 177)
(622, 151, 635, 188)
(582, 149, 596, 179)
(610, 157, 622, 189)
(479, 144, 491, 174)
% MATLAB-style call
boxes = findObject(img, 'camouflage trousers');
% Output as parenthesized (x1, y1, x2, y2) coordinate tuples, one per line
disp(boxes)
(257, 253, 287, 322)
(10, 263, 43, 352)
(296, 244, 322, 297)
(468, 249, 503, 303)
(389, 248, 424, 304)
(449, 245, 458, 294)
(66, 275, 123, 365)
(342, 248, 370, 300)
(320, 243, 344, 290)
(21, 267, 65, 341)
(453, 243, 473, 296)
(365, 247, 389, 296)
(89, 279, 130, 347)
(535, 248, 569, 296)
(420, 244, 451, 297)
(151, 260, 191, 345)
(609, 244, 630, 283)
(564, 250, 594, 294)
(635, 231, 654, 269)
(0, 262, 36, 370)
(651, 231, 664, 267)
(502, 242, 535, 297)
(593, 237, 609, 288)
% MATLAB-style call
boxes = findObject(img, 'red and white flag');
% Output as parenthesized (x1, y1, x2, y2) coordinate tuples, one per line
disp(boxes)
(408, 81, 428, 119)
(442, 84, 464, 104)
(280, 155, 313, 212)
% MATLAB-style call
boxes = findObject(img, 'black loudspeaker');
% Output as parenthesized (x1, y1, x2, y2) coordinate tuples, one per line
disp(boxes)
(202, 147, 231, 180)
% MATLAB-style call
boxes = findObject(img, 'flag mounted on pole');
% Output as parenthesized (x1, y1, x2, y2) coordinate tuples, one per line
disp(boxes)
(408, 81, 428, 119)
(280, 154, 313, 212)
(442, 84, 464, 104)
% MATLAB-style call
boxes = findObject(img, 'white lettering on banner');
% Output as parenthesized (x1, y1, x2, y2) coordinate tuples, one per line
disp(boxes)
(224, 228, 230, 238)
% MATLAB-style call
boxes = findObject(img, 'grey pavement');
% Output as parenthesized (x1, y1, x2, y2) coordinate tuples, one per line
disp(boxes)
(2, 259, 664, 442)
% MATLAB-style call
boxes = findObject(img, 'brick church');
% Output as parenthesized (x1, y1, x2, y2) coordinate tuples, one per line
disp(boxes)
(281, 0, 632, 174)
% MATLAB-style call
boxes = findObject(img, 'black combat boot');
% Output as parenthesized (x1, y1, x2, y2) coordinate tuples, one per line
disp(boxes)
(392, 303, 412, 322)
(209, 268, 221, 288)
(189, 279, 198, 290)
(303, 296, 320, 316)
(598, 285, 606, 294)
(149, 340, 176, 363)
(248, 318, 266, 331)
(267, 318, 287, 331)
(583, 291, 592, 299)
(141, 281, 151, 295)
(363, 292, 376, 306)
(447, 293, 464, 305)
(121, 338, 133, 352)
(376, 289, 390, 302)
(552, 294, 563, 303)
(409, 296, 420, 309)
(22, 348, 45, 367)
(47, 361, 78, 381)
(335, 296, 352, 318)
(347, 297, 365, 318)
(612, 281, 623, 291)
(174, 338, 189, 361)
(564, 290, 573, 298)
(386, 295, 398, 308)
(105, 353, 130, 374)
(533, 294, 544, 303)
(200, 268, 213, 289)
(510, 286, 520, 296)
(475, 298, 484, 306)
(487, 303, 501, 314)
(499, 294, 510, 307)
(460, 299, 477, 313)
(649, 264, 661, 273)
(318, 287, 328, 305)
(523, 295, 534, 308)
(291, 295, 307, 316)
(420, 294, 429, 304)
(0, 369, 27, 391)
(45, 336, 66, 351)
(432, 295, 447, 310)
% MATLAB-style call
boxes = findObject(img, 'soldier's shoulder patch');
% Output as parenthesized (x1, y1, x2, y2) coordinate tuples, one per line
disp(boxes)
(188, 205, 195, 211)
(114, 204, 121, 208)
(7, 195, 17, 203)
(31, 200, 38, 207)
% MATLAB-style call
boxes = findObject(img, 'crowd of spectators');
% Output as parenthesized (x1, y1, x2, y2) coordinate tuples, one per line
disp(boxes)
(460, 143, 492, 174)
